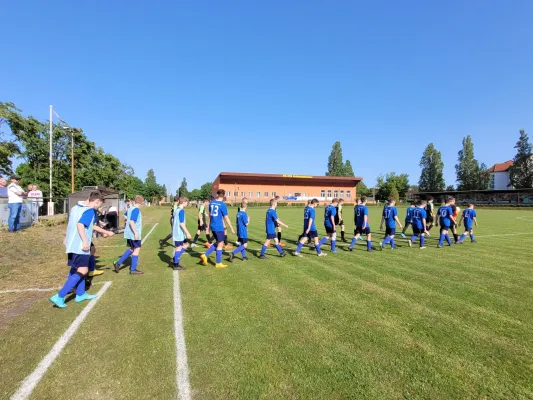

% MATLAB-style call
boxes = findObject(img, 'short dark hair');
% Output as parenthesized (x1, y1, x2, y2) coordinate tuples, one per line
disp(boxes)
(361, 196, 367, 203)
(270, 198, 276, 206)
(311, 198, 319, 205)
(388, 196, 395, 203)
(89, 191, 105, 202)
(332, 198, 339, 203)
(426, 195, 433, 201)
(216, 189, 225, 197)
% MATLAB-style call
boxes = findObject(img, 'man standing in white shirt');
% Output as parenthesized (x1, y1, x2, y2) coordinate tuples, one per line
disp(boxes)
(7, 175, 26, 232)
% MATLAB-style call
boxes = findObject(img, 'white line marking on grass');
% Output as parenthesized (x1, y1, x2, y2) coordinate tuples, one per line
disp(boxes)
(10, 281, 112, 400)
(0, 281, 106, 294)
(476, 232, 530, 238)
(173, 271, 191, 400)
(142, 223, 158, 244)
(517, 216, 533, 222)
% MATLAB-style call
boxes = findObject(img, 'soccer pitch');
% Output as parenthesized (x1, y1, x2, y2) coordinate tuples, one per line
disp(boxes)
(1, 206, 533, 399)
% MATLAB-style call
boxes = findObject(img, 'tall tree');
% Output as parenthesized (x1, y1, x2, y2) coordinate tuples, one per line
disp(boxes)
(343, 159, 355, 177)
(0, 102, 21, 175)
(199, 182, 213, 200)
(509, 130, 533, 189)
(419, 143, 445, 192)
(326, 141, 345, 176)
(389, 186, 400, 204)
(178, 177, 188, 197)
(376, 172, 410, 200)
(455, 135, 488, 190)
(144, 169, 163, 201)
(356, 181, 372, 197)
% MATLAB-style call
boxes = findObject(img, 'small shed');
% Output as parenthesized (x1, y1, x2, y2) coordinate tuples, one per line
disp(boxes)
(67, 186, 121, 215)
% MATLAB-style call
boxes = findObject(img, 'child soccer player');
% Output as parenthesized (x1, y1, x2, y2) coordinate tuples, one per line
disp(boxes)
(409, 200, 428, 249)
(114, 195, 145, 274)
(229, 201, 250, 262)
(336, 198, 347, 242)
(449, 199, 460, 243)
(159, 198, 178, 248)
(400, 202, 415, 238)
(200, 190, 235, 268)
(318, 198, 339, 253)
(50, 191, 111, 309)
(349, 197, 373, 251)
(436, 196, 456, 248)
(380, 197, 403, 249)
(297, 200, 312, 242)
(171, 197, 192, 270)
(259, 199, 288, 259)
(458, 203, 478, 243)
(274, 195, 286, 246)
(123, 199, 131, 228)
(236, 197, 249, 246)
(191, 199, 212, 248)
(425, 196, 435, 234)
(294, 199, 326, 257)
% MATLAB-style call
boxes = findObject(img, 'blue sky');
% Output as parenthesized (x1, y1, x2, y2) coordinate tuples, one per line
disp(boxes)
(2, 0, 533, 191)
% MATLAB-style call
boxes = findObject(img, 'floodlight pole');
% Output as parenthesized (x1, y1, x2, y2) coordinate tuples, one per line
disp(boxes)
(48, 105, 54, 215)
(71, 129, 75, 193)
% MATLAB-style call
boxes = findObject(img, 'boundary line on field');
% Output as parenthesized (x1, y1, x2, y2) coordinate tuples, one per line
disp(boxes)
(142, 223, 158, 244)
(10, 281, 112, 400)
(0, 281, 107, 294)
(173, 271, 191, 400)
(517, 216, 533, 222)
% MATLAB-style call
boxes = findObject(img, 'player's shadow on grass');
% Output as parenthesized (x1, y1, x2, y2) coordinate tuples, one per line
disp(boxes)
(158, 250, 173, 267)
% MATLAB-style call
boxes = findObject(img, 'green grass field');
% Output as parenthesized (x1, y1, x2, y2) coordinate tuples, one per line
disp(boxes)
(1, 205, 533, 399)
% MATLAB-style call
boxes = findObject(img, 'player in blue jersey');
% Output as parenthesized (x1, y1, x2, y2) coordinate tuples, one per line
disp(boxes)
(294, 199, 327, 257)
(400, 202, 416, 238)
(318, 198, 339, 253)
(170, 197, 192, 270)
(297, 200, 312, 242)
(259, 198, 288, 259)
(200, 189, 235, 268)
(159, 197, 179, 248)
(436, 196, 456, 247)
(409, 200, 428, 249)
(114, 195, 145, 274)
(50, 191, 114, 309)
(229, 201, 250, 262)
(457, 203, 478, 243)
(349, 197, 373, 251)
(379, 197, 403, 249)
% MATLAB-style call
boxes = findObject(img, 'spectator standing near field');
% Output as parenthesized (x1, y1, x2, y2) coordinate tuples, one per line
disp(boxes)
(27, 184, 43, 220)
(0, 178, 8, 198)
(7, 175, 26, 233)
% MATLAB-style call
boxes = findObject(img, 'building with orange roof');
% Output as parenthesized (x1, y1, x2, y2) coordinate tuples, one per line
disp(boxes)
(488, 160, 513, 189)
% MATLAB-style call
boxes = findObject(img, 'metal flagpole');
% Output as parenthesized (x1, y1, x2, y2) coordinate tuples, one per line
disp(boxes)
(48, 105, 54, 215)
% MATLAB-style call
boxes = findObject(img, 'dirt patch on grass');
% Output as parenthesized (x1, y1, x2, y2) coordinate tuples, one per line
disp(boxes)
(0, 292, 43, 330)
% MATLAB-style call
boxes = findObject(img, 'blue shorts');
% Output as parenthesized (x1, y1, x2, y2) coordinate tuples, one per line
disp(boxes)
(212, 230, 225, 243)
(404, 220, 412, 225)
(67, 254, 90, 268)
(325, 226, 336, 234)
(385, 227, 396, 236)
(174, 241, 185, 247)
(238, 237, 248, 244)
(266, 233, 277, 240)
(440, 225, 451, 232)
(464, 224, 473, 231)
(355, 226, 371, 235)
(127, 239, 142, 249)
(307, 230, 318, 239)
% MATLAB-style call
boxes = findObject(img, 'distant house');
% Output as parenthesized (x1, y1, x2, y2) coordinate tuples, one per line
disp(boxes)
(488, 160, 513, 190)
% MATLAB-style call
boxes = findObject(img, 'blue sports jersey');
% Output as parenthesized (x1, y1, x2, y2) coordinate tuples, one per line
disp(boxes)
(405, 206, 415, 223)
(383, 205, 398, 228)
(412, 207, 427, 229)
(437, 205, 453, 227)
(324, 205, 337, 228)
(236, 210, 249, 238)
(172, 207, 186, 242)
(125, 206, 143, 240)
(355, 204, 368, 227)
(304, 206, 317, 232)
(463, 209, 476, 227)
(265, 208, 278, 234)
(209, 200, 228, 231)
(66, 205, 96, 254)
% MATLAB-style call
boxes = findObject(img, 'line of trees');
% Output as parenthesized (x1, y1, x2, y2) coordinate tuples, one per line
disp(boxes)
(175, 178, 213, 201)
(0, 101, 166, 201)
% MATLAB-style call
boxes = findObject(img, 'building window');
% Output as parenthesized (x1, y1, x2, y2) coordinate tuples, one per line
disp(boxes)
(303, 192, 306, 197)
(249, 192, 253, 197)
(327, 190, 332, 198)
(295, 192, 301, 197)
(272, 192, 276, 198)
(340, 190, 344, 198)
(346, 191, 351, 198)
(233, 192, 238, 197)
(320, 190, 325, 198)
(264, 192, 269, 197)
(257, 192, 260, 198)
(490, 174, 495, 189)
(241, 192, 245, 197)
(334, 190, 338, 198)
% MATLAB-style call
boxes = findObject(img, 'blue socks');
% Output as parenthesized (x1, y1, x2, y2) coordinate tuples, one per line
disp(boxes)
(58, 273, 82, 298)
(331, 240, 336, 251)
(174, 249, 184, 264)
(420, 236, 425, 247)
(216, 250, 222, 264)
(205, 244, 216, 257)
(411, 235, 418, 242)
(118, 249, 133, 265)
(275, 244, 283, 255)
(315, 245, 322, 255)
(390, 239, 395, 248)
(438, 234, 445, 246)
(349, 237, 357, 249)
(318, 237, 327, 247)
(233, 245, 245, 255)
(296, 243, 303, 252)
(382, 237, 391, 245)
(130, 256, 139, 271)
(88, 256, 95, 272)
(445, 234, 452, 245)
(470, 234, 475, 241)
(260, 245, 267, 256)
(75, 277, 86, 296)
(242, 249, 247, 257)
(367, 240, 372, 251)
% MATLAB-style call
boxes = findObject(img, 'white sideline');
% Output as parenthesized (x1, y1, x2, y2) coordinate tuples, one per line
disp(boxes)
(142, 223, 158, 244)
(0, 281, 106, 294)
(10, 281, 112, 400)
(173, 271, 191, 400)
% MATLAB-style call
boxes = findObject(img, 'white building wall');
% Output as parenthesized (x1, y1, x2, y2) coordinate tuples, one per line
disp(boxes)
(490, 171, 511, 190)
